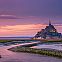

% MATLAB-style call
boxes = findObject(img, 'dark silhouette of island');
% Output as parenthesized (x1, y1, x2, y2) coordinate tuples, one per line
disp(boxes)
(34, 20, 62, 39)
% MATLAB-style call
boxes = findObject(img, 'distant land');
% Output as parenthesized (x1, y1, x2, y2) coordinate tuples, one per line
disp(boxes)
(0, 36, 32, 40)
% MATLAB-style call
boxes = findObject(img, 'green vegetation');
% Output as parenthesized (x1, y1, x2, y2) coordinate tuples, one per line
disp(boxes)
(0, 40, 12, 43)
(8, 46, 62, 58)
(47, 40, 62, 42)
(0, 38, 62, 43)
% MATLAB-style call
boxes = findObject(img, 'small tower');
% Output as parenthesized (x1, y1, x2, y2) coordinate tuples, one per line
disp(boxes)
(49, 19, 51, 26)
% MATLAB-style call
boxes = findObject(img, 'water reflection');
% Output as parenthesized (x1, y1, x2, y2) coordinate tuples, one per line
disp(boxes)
(32, 42, 62, 51)
(0, 41, 62, 62)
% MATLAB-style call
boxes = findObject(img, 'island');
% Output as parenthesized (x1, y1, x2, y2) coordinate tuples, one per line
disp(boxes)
(33, 20, 62, 41)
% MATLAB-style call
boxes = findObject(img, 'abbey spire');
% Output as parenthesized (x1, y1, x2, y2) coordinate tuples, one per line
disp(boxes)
(49, 19, 51, 26)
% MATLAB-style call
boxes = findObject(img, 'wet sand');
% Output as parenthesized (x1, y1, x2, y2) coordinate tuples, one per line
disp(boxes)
(0, 45, 62, 62)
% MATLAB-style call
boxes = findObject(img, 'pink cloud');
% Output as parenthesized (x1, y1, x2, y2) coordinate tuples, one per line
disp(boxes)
(0, 23, 62, 36)
(0, 24, 46, 36)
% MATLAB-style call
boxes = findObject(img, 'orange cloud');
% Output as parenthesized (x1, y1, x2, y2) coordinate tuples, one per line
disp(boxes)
(0, 24, 46, 36)
(0, 24, 62, 36)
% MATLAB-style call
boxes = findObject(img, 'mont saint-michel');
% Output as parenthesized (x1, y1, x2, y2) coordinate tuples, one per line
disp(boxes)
(34, 21, 62, 40)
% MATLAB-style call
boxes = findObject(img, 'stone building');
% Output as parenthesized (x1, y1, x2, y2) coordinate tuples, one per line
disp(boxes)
(34, 21, 62, 39)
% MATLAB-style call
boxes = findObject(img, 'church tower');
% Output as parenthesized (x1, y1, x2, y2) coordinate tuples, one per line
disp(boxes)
(49, 19, 51, 26)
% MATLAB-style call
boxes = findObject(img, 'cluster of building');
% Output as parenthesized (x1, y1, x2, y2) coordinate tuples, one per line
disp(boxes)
(34, 21, 62, 39)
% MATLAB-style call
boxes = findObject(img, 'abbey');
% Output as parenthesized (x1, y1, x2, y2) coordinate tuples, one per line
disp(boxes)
(34, 21, 62, 39)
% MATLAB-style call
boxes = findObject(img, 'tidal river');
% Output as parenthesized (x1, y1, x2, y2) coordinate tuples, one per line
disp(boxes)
(0, 43, 62, 62)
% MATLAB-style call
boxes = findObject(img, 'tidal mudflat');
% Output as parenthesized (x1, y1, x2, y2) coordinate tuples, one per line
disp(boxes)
(0, 42, 62, 62)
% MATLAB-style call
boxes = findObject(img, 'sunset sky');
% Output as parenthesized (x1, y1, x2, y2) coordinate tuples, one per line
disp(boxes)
(0, 0, 62, 37)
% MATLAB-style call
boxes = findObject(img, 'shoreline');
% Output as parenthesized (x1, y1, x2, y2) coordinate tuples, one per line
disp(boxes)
(0, 39, 62, 58)
(8, 45, 62, 58)
(0, 38, 62, 43)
